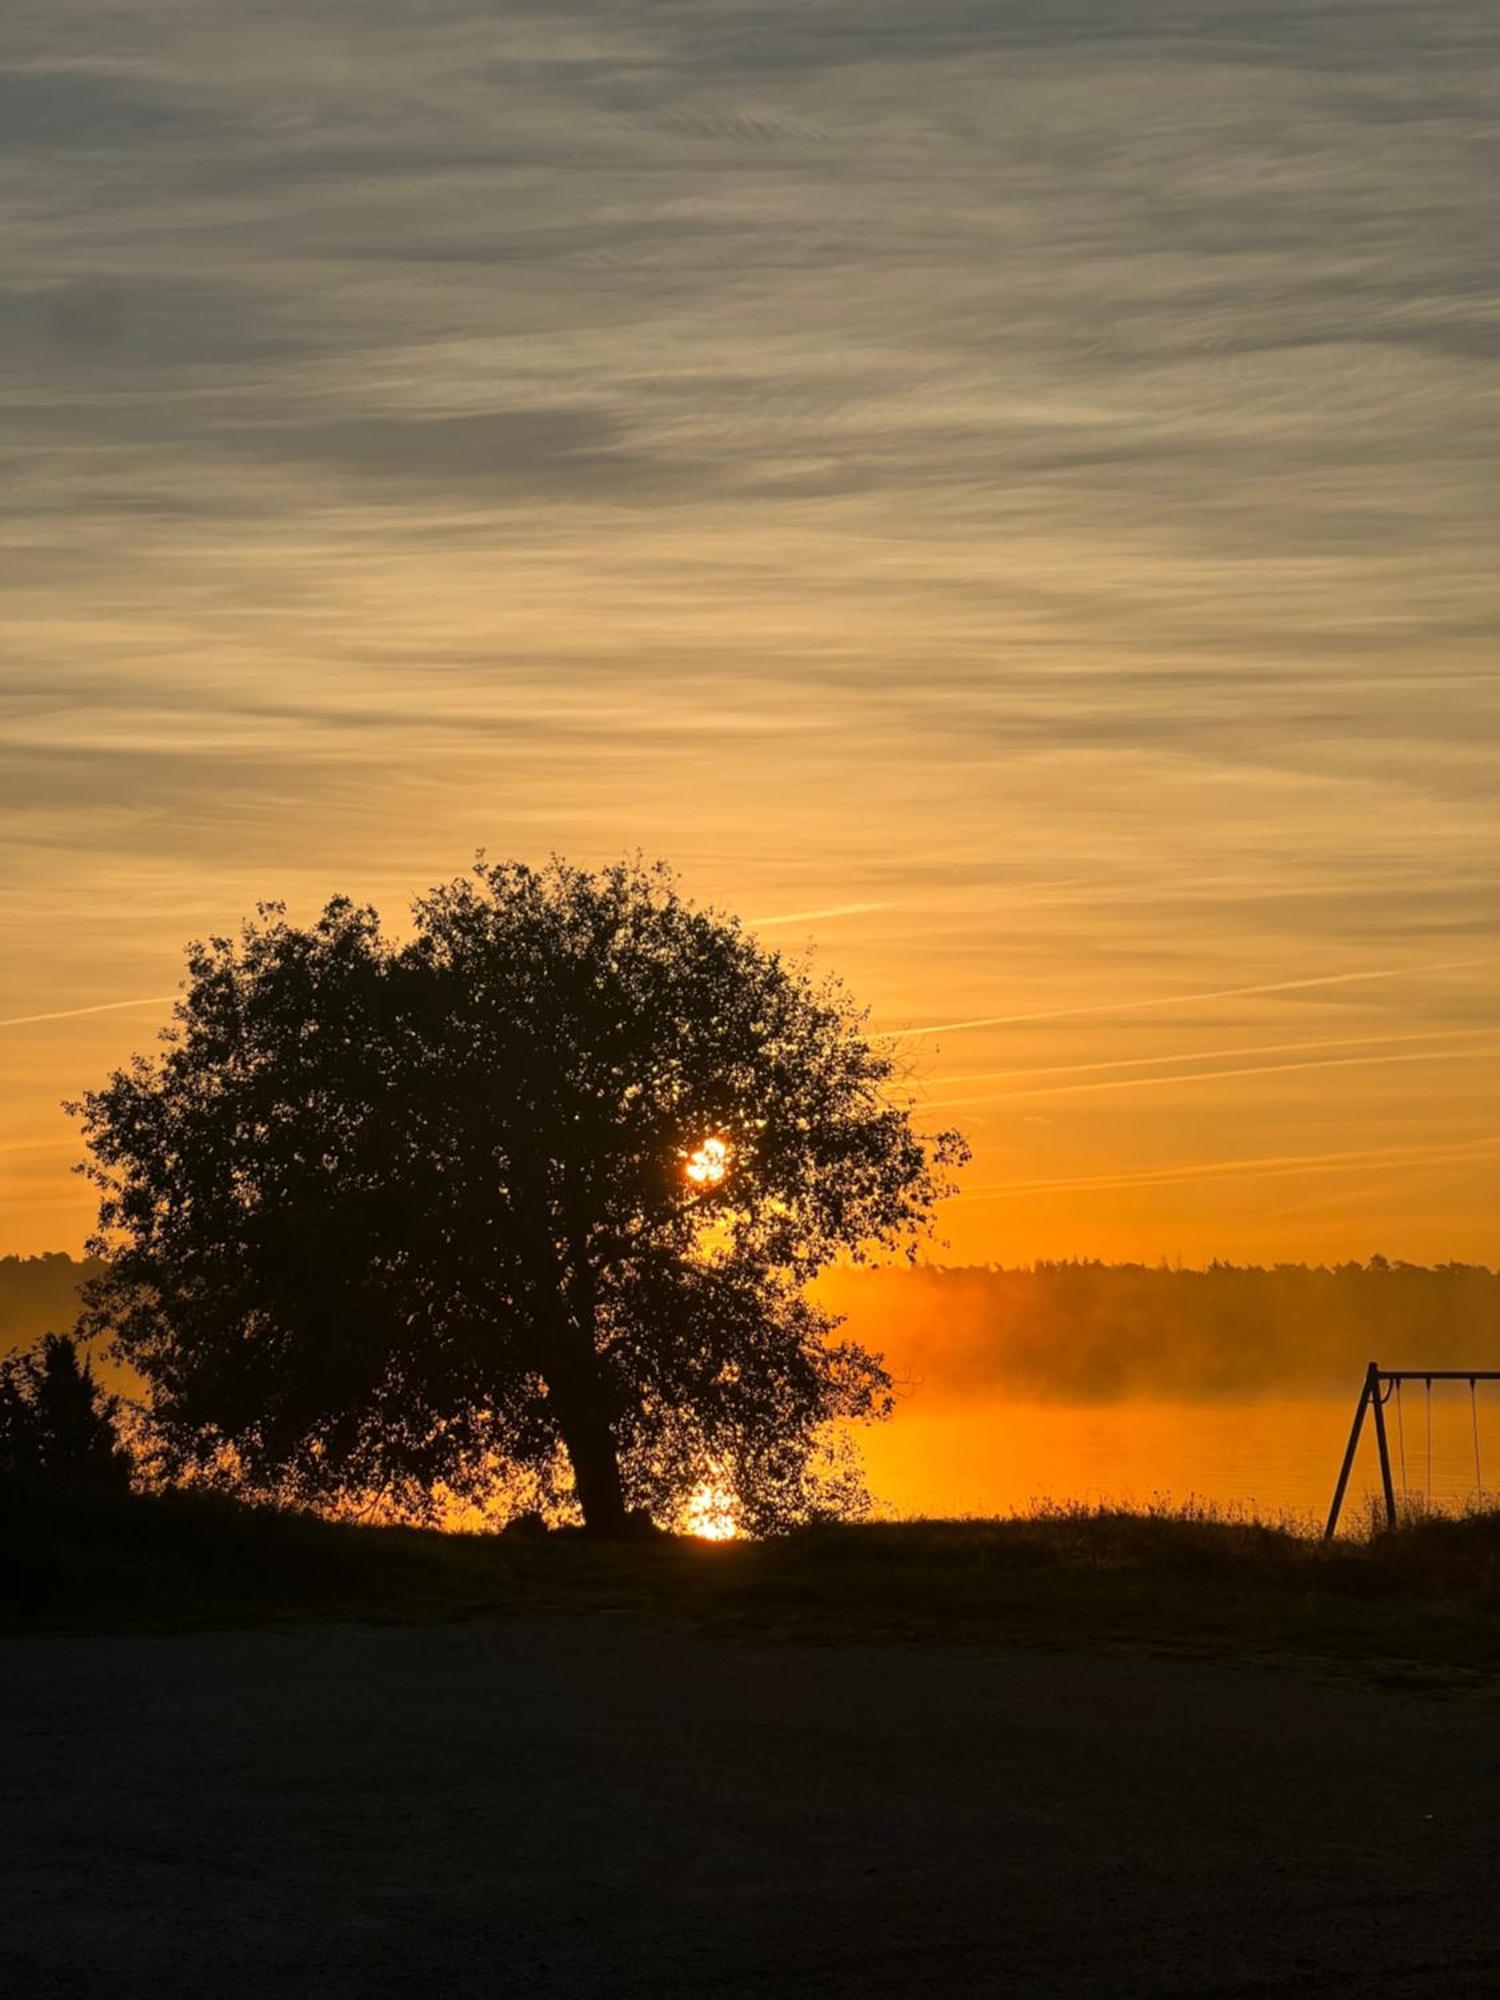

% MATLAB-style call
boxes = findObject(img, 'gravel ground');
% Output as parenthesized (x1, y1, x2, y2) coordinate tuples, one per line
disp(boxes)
(3, 1618, 1498, 1997)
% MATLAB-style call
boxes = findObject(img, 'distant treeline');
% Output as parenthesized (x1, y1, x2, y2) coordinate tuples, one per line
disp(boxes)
(0, 1254, 142, 1398)
(820, 1259, 1500, 1402)
(7, 1253, 1499, 1404)
(0, 1255, 104, 1358)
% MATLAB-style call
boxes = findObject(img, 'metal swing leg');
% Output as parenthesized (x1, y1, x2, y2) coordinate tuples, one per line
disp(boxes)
(1326, 1361, 1382, 1539)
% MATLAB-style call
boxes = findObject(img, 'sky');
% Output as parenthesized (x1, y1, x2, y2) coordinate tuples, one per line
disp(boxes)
(3, 0, 1497, 1265)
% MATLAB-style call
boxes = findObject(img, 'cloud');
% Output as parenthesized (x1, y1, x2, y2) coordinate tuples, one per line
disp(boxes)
(0, 66, 207, 153)
(748, 901, 891, 927)
(0, 997, 176, 1031)
(885, 960, 1494, 1040)
(927, 1023, 1500, 1096)
(953, 1135, 1500, 1203)
(927, 1039, 1500, 1109)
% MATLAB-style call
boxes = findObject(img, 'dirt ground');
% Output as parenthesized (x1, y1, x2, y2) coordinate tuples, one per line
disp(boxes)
(3, 1618, 1498, 1997)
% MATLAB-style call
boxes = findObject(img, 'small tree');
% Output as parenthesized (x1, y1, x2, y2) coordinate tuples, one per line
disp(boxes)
(75, 858, 965, 1533)
(0, 1334, 132, 1498)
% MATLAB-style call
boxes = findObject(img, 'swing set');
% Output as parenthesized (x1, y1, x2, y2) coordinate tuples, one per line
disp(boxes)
(1324, 1360, 1500, 1538)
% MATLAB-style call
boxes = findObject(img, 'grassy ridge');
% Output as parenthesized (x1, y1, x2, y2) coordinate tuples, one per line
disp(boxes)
(6, 1491, 1500, 1687)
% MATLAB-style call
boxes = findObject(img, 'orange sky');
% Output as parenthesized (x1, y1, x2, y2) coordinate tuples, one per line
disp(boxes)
(5, 903, 1496, 1265)
(2, 1, 1496, 1266)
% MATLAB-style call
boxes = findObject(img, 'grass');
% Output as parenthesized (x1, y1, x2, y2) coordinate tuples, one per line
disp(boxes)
(6, 1489, 1500, 1689)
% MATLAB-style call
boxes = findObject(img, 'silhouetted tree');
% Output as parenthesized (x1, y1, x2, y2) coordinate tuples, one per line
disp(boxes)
(75, 859, 965, 1533)
(0, 1333, 132, 1498)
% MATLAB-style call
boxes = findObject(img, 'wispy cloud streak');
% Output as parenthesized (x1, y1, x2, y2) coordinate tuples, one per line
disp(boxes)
(927, 1037, 1500, 1108)
(952, 1137, 1500, 1204)
(931, 1025, 1500, 1092)
(885, 961, 1492, 1042)
(748, 902, 891, 928)
(0, 997, 176, 1031)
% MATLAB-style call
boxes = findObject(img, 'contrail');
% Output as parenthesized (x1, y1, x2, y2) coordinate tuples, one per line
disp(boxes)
(883, 958, 1489, 1041)
(951, 1135, 1500, 1203)
(0, 996, 176, 1030)
(929, 1024, 1494, 1093)
(924, 1038, 1500, 1110)
(749, 901, 890, 928)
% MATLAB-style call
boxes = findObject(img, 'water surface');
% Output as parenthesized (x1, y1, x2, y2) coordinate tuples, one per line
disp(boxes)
(861, 1389, 1500, 1528)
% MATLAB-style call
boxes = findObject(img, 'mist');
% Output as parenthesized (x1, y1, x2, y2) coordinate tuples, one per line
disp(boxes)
(819, 1259, 1500, 1405)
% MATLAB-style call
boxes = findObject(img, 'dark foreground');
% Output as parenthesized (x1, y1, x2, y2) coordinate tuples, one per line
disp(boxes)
(11, 1495, 1500, 1683)
(3, 1617, 1499, 1998)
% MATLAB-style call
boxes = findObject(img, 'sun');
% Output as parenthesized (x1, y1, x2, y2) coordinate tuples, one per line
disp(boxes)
(683, 1477, 738, 1540)
(684, 1134, 730, 1187)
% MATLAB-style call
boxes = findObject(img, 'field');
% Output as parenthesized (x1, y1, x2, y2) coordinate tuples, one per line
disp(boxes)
(8, 1490, 1500, 1687)
(7, 1498, 1500, 1995)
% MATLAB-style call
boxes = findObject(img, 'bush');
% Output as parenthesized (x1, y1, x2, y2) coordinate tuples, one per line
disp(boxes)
(0, 1333, 133, 1502)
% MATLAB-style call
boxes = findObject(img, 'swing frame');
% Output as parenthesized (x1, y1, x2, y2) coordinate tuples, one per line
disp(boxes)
(1324, 1362, 1500, 1538)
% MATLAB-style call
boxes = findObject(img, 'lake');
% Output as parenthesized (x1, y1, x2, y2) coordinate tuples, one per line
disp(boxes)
(859, 1387, 1500, 1529)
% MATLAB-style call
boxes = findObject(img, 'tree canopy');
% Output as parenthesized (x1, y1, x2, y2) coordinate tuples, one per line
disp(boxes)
(75, 858, 965, 1533)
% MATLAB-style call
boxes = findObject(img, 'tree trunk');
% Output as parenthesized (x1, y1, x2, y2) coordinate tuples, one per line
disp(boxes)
(548, 1373, 628, 1537)
(521, 1202, 628, 1535)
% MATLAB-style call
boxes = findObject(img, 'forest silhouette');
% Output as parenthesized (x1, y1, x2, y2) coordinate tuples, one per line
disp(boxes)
(9, 1252, 1496, 1413)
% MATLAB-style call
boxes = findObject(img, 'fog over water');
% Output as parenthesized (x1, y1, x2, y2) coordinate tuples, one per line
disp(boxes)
(825, 1260, 1500, 1524)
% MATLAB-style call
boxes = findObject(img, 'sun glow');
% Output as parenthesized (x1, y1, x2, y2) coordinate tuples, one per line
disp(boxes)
(683, 1477, 739, 1540)
(684, 1134, 730, 1187)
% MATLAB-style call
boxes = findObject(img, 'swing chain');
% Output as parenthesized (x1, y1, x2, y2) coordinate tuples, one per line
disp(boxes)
(1471, 1376, 1484, 1498)
(1425, 1375, 1433, 1507)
